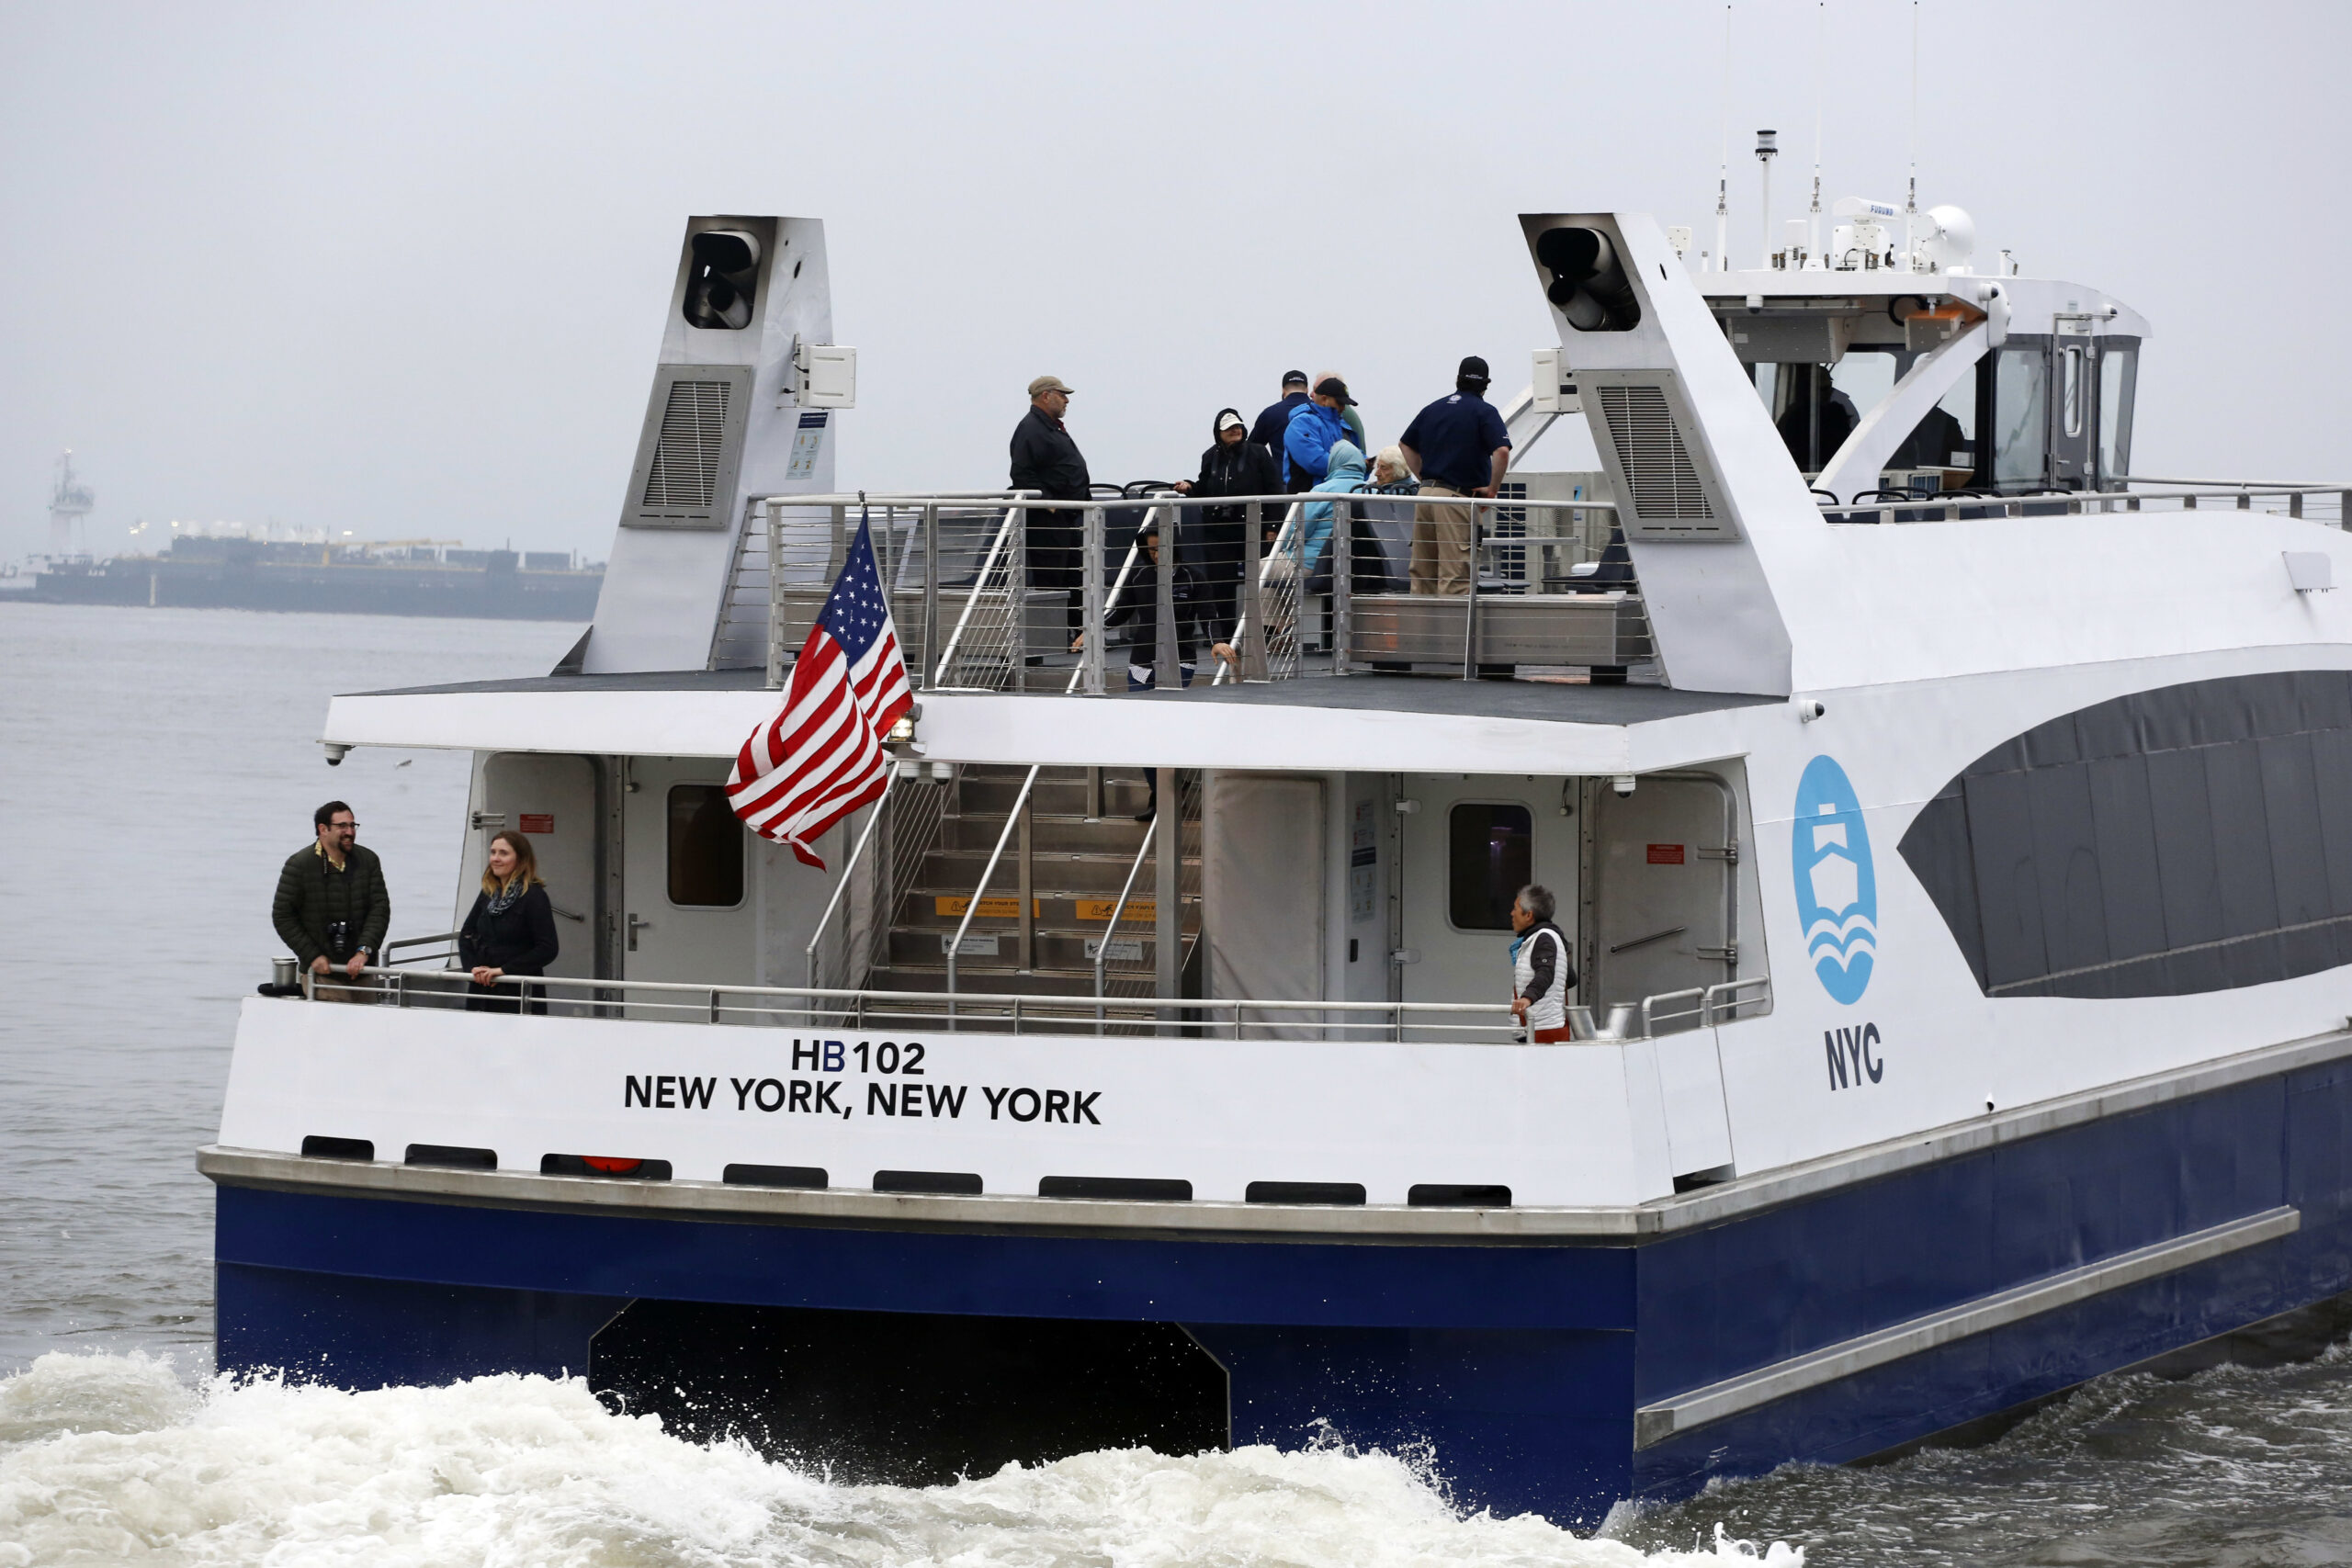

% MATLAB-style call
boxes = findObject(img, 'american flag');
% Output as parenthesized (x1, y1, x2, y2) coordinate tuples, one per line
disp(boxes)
(728, 515, 913, 868)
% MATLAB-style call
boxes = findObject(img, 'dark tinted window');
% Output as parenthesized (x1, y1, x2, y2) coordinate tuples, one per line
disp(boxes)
(1449, 803, 1532, 930)
(668, 784, 744, 907)
(1899, 671, 2352, 999)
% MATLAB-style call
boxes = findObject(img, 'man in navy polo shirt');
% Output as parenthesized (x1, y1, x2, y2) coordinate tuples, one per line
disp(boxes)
(1397, 356, 1512, 595)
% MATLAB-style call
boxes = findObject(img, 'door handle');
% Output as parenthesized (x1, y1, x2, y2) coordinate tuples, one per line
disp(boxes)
(628, 914, 651, 951)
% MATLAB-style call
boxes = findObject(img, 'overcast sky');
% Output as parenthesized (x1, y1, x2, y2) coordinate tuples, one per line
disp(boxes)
(4, 1, 2345, 558)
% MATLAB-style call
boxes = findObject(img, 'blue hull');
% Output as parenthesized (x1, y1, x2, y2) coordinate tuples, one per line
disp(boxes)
(213, 1054, 2352, 1525)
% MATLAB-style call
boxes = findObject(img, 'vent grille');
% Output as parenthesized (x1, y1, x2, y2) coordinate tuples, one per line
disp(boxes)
(640, 379, 732, 511)
(1596, 383, 1714, 525)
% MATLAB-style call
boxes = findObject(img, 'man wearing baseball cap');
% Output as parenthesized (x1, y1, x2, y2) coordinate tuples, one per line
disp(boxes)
(1248, 371, 1313, 491)
(1283, 377, 1356, 491)
(1010, 375, 1093, 635)
(1397, 356, 1512, 595)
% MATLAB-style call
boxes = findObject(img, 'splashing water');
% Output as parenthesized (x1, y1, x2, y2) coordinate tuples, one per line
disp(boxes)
(0, 1351, 1801, 1568)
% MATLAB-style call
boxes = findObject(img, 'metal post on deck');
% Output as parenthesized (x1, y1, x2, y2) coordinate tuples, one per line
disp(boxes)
(1242, 500, 1268, 682)
(1081, 505, 1106, 696)
(2340, 491, 2351, 531)
(1460, 496, 1482, 680)
(1332, 496, 1352, 676)
(1010, 502, 1028, 694)
(2290, 491, 2305, 520)
(921, 502, 940, 686)
(765, 500, 786, 690)
(1155, 765, 1180, 1022)
(1155, 503, 1182, 691)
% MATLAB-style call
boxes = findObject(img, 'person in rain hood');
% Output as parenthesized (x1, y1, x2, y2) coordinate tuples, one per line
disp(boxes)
(1299, 439, 1369, 591)
(1173, 407, 1282, 639)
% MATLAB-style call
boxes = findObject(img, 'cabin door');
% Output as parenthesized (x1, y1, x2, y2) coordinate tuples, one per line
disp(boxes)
(2047, 322, 2098, 490)
(1585, 776, 1737, 1022)
(1397, 776, 1577, 1028)
(621, 757, 758, 994)
(479, 752, 596, 983)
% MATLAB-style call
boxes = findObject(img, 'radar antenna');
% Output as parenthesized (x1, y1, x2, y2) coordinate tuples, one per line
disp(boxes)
(47, 450, 94, 559)
(1714, 4, 1732, 272)
(1905, 0, 1920, 270)
(1808, 2, 1826, 265)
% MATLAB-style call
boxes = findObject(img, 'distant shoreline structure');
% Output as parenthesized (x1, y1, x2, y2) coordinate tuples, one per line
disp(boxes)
(14, 536, 603, 620)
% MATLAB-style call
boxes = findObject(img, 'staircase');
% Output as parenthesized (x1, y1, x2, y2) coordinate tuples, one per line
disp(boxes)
(865, 764, 1201, 1001)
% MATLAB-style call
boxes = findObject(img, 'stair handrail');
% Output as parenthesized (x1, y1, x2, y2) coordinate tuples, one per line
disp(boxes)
(1092, 812, 1157, 1014)
(1211, 499, 1304, 685)
(944, 763, 1041, 1021)
(804, 769, 898, 995)
(935, 519, 1161, 1020)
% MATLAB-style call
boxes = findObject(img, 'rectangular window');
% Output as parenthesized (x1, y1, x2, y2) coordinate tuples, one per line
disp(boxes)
(1992, 347, 2049, 490)
(2098, 344, 2138, 487)
(2061, 344, 2086, 438)
(668, 784, 744, 907)
(1448, 803, 1532, 931)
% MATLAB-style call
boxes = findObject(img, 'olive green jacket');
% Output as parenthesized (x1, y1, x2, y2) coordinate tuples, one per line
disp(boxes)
(272, 841, 390, 965)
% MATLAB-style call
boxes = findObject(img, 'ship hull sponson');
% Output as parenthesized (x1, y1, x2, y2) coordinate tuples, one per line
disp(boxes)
(208, 1047, 2352, 1525)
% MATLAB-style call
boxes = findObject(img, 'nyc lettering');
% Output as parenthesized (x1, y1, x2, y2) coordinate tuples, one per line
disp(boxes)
(1823, 1022, 1884, 1089)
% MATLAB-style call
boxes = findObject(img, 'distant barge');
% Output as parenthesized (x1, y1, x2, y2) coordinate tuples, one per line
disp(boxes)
(28, 537, 602, 620)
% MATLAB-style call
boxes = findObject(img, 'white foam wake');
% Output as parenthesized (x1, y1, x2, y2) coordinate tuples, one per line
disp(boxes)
(0, 1350, 1804, 1568)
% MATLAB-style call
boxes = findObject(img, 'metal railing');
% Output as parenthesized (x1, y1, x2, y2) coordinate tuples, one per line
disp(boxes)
(295, 959, 1768, 1046)
(758, 491, 1637, 690)
(1820, 482, 2352, 527)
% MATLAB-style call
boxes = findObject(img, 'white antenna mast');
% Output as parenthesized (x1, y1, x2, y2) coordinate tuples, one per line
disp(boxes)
(1715, 4, 1732, 272)
(1904, 0, 1920, 271)
(1808, 1, 1826, 266)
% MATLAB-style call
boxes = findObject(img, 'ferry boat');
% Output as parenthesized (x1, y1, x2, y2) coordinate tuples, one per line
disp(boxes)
(203, 210, 2352, 1524)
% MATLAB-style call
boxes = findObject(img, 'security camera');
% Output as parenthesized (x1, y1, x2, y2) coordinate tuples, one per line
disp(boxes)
(1792, 697, 1826, 722)
(322, 742, 350, 766)
(1611, 773, 1637, 796)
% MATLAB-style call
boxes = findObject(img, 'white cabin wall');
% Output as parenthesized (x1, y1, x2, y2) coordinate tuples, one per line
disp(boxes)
(753, 821, 845, 991)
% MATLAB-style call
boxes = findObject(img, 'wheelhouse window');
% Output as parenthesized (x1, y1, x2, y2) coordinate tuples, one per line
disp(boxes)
(2060, 344, 2087, 439)
(1992, 345, 2049, 491)
(1448, 803, 1532, 931)
(667, 784, 745, 907)
(2098, 343, 2138, 488)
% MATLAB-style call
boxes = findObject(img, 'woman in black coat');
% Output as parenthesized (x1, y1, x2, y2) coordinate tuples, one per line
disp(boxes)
(1172, 407, 1283, 639)
(458, 829, 560, 1013)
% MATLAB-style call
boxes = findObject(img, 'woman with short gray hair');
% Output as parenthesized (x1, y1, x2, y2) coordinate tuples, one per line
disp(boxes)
(1510, 884, 1574, 1042)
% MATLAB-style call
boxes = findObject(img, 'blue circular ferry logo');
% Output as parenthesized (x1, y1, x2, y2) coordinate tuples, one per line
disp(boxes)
(1792, 755, 1877, 1004)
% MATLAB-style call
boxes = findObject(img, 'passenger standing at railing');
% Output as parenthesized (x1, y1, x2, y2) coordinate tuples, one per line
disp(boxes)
(1314, 369, 1370, 458)
(1009, 375, 1092, 635)
(1398, 356, 1513, 595)
(1070, 519, 1236, 819)
(272, 800, 389, 1003)
(1283, 378, 1357, 491)
(458, 830, 559, 1015)
(1509, 885, 1576, 1043)
(1248, 371, 1312, 489)
(1171, 407, 1280, 637)
(1301, 439, 1369, 592)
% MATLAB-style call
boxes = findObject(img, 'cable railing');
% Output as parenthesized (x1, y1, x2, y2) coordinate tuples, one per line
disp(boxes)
(760, 491, 1646, 689)
(288, 963, 1770, 1044)
(1820, 481, 2352, 527)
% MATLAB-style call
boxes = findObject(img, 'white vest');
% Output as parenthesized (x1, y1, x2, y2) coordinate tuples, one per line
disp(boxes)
(1512, 924, 1569, 1032)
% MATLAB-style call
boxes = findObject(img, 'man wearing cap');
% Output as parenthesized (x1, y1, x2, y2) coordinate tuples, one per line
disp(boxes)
(1249, 371, 1313, 491)
(1398, 356, 1513, 595)
(1010, 376, 1092, 633)
(1283, 377, 1356, 491)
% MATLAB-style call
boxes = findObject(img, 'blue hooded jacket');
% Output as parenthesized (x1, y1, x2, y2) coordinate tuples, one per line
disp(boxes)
(1283, 399, 1351, 487)
(1300, 441, 1368, 571)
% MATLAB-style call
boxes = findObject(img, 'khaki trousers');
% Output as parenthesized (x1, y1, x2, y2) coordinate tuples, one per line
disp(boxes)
(1409, 486, 1474, 595)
